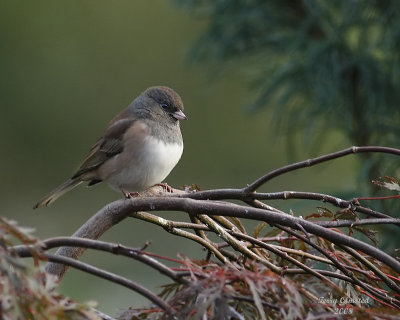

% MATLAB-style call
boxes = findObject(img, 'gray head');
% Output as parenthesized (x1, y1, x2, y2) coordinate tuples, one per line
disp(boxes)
(131, 86, 187, 124)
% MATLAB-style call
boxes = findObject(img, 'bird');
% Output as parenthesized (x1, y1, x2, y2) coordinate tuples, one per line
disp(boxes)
(34, 86, 187, 209)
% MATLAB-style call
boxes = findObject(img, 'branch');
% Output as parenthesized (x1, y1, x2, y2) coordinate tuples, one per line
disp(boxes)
(44, 197, 400, 279)
(275, 224, 400, 306)
(231, 231, 340, 290)
(129, 211, 228, 264)
(338, 245, 400, 293)
(43, 186, 183, 278)
(316, 218, 400, 228)
(180, 189, 396, 220)
(43, 253, 175, 316)
(25, 145, 400, 314)
(244, 146, 400, 192)
(11, 237, 187, 285)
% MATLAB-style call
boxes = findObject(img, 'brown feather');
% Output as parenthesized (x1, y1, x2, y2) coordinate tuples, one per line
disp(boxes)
(72, 118, 136, 179)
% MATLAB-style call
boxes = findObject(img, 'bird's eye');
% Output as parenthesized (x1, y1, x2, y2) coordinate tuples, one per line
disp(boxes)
(161, 103, 168, 109)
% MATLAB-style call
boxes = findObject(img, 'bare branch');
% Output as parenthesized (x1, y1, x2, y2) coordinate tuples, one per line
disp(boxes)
(21, 145, 400, 315)
(231, 232, 341, 290)
(196, 214, 281, 272)
(44, 196, 400, 279)
(316, 218, 400, 228)
(129, 197, 400, 273)
(180, 189, 396, 221)
(244, 146, 400, 192)
(276, 224, 400, 306)
(11, 237, 186, 285)
(129, 211, 229, 264)
(44, 253, 176, 316)
(338, 245, 400, 293)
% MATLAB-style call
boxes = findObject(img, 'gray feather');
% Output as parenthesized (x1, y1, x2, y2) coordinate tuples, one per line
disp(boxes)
(33, 179, 82, 209)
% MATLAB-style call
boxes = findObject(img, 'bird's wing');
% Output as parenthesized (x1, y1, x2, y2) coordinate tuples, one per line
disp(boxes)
(72, 117, 136, 179)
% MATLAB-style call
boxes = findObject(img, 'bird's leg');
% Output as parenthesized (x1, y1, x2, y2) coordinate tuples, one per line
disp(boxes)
(121, 188, 140, 199)
(154, 182, 174, 193)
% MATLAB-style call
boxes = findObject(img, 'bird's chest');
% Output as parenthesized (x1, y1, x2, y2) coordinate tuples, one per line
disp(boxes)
(105, 136, 183, 191)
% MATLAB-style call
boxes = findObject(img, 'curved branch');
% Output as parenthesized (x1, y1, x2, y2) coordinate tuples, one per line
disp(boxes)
(244, 146, 400, 192)
(44, 199, 133, 277)
(11, 237, 187, 285)
(43, 253, 176, 316)
(180, 189, 396, 221)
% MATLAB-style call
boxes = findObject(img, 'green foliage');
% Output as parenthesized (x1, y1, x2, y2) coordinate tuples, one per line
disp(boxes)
(0, 217, 100, 320)
(175, 0, 400, 146)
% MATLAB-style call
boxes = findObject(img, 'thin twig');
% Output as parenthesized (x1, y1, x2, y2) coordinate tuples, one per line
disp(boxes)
(276, 224, 400, 308)
(123, 197, 400, 273)
(130, 211, 229, 264)
(44, 253, 176, 316)
(95, 310, 117, 320)
(11, 237, 187, 285)
(248, 198, 399, 306)
(339, 245, 400, 293)
(197, 214, 281, 272)
(243, 240, 334, 265)
(316, 218, 400, 228)
(181, 189, 395, 220)
(244, 146, 400, 192)
(231, 232, 341, 291)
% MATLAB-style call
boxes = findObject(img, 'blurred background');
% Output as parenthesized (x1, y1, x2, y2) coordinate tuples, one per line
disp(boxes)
(1, 0, 399, 316)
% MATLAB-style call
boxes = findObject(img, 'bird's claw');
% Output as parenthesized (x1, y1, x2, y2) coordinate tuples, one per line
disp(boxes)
(155, 183, 173, 193)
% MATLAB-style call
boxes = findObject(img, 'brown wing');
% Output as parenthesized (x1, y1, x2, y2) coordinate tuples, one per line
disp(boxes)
(72, 118, 136, 179)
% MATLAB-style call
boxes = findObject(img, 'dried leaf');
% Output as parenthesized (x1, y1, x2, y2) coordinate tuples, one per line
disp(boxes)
(305, 207, 334, 220)
(0, 218, 101, 320)
(372, 176, 400, 192)
(246, 279, 267, 320)
(227, 216, 247, 233)
(265, 227, 282, 238)
(335, 208, 357, 220)
(253, 222, 267, 238)
(183, 184, 202, 192)
(354, 226, 379, 247)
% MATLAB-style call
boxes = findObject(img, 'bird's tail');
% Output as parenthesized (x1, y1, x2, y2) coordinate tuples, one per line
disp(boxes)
(33, 178, 82, 209)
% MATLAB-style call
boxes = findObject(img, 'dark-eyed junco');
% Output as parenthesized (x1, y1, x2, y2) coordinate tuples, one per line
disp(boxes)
(34, 86, 187, 209)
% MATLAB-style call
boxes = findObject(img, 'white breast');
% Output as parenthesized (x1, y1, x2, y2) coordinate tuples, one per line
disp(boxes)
(104, 136, 183, 192)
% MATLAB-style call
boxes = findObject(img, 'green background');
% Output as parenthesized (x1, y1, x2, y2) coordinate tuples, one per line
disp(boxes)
(0, 1, 357, 315)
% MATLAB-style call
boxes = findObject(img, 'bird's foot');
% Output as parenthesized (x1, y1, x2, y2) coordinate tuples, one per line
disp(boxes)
(121, 188, 140, 199)
(155, 182, 174, 193)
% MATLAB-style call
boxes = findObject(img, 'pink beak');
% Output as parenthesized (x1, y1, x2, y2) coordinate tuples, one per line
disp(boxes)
(173, 110, 187, 120)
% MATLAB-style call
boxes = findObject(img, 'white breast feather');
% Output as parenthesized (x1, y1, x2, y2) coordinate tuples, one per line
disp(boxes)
(106, 136, 183, 192)
(143, 137, 183, 186)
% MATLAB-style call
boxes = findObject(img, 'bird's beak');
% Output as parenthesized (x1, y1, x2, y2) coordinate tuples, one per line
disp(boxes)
(173, 110, 187, 120)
